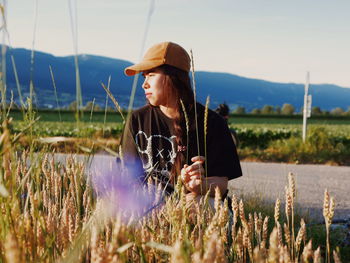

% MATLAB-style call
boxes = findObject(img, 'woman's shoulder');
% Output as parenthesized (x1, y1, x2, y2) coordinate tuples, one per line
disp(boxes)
(131, 105, 153, 118)
(195, 102, 225, 124)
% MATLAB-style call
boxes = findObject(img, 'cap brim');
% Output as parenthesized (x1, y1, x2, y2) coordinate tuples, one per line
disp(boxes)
(124, 60, 164, 76)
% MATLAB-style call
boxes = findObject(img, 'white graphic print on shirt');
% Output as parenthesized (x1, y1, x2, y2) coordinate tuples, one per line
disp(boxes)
(135, 131, 177, 184)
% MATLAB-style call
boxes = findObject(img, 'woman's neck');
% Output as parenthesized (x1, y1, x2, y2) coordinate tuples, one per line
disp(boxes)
(160, 105, 178, 119)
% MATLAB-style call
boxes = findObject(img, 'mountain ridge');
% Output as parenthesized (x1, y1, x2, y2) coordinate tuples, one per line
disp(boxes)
(2, 46, 349, 111)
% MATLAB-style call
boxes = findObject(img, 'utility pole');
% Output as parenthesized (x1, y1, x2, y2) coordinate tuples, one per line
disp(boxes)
(302, 72, 312, 142)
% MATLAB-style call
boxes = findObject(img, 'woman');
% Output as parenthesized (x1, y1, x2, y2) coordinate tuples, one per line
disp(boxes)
(121, 42, 242, 204)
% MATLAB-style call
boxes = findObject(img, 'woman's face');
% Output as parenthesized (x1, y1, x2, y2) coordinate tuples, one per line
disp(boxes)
(142, 69, 174, 107)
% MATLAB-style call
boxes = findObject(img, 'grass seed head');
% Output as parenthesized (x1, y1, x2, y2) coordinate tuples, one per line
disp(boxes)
(276, 222, 283, 248)
(285, 186, 292, 217)
(314, 247, 321, 263)
(302, 240, 313, 262)
(295, 219, 306, 253)
(214, 186, 221, 213)
(333, 250, 342, 263)
(274, 198, 280, 225)
(288, 172, 296, 198)
(323, 188, 330, 220)
(239, 199, 246, 223)
(268, 228, 279, 263)
(262, 216, 269, 245)
(328, 197, 335, 225)
(4, 232, 22, 263)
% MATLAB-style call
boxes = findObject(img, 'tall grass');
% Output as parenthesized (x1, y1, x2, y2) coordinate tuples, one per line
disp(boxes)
(102, 76, 111, 137)
(0, 1, 7, 121)
(10, 55, 25, 111)
(0, 119, 345, 262)
(49, 65, 62, 122)
(68, 0, 83, 123)
(190, 49, 201, 158)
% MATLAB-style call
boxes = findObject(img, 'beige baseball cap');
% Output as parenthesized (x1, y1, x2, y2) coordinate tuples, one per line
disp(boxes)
(124, 42, 191, 76)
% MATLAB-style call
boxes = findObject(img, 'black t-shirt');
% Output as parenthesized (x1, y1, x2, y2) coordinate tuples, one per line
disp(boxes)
(121, 103, 242, 193)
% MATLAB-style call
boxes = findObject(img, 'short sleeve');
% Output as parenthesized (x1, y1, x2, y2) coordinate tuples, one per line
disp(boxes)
(120, 115, 145, 181)
(205, 115, 242, 181)
(120, 116, 138, 161)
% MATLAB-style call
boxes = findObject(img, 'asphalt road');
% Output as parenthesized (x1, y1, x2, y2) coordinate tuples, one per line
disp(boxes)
(54, 154, 350, 221)
(231, 162, 350, 222)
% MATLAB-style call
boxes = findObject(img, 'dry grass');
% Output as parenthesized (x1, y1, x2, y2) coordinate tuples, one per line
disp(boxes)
(0, 119, 344, 262)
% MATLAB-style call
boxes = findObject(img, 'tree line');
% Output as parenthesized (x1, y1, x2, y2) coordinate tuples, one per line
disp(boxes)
(6, 100, 350, 116)
(231, 104, 350, 116)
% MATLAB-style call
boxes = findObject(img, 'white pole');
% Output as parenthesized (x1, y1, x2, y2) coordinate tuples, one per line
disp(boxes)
(302, 72, 310, 142)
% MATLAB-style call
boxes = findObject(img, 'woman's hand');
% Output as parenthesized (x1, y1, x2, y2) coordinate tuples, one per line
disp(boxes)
(180, 156, 229, 197)
(180, 156, 205, 192)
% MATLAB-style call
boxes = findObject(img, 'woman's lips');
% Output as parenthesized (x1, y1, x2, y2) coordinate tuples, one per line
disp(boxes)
(145, 93, 152, 97)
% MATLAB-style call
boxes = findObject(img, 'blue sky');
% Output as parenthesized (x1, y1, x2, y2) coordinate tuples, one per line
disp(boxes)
(5, 0, 350, 87)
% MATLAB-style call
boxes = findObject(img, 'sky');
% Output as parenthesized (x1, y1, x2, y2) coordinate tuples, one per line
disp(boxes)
(4, 0, 350, 88)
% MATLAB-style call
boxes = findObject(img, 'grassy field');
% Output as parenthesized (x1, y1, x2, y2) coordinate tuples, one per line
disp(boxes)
(231, 123, 350, 137)
(8, 109, 350, 125)
(7, 109, 350, 164)
(8, 109, 350, 137)
(8, 109, 125, 123)
(0, 122, 347, 262)
(1, 109, 349, 261)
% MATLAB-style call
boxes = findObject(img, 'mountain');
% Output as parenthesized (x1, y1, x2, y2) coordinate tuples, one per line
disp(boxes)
(2, 46, 350, 111)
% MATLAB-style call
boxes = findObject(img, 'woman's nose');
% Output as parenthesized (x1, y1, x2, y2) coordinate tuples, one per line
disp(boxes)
(142, 78, 149, 89)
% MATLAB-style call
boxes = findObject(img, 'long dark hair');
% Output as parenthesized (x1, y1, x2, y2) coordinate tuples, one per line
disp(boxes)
(156, 64, 195, 181)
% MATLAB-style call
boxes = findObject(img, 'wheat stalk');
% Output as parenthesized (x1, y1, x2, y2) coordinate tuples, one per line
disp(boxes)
(180, 99, 189, 164)
(333, 250, 342, 263)
(302, 240, 313, 262)
(262, 216, 269, 249)
(295, 218, 306, 256)
(274, 198, 280, 225)
(323, 189, 335, 263)
(204, 96, 210, 179)
(4, 231, 22, 263)
(283, 222, 291, 254)
(288, 172, 296, 259)
(89, 98, 96, 123)
(100, 82, 125, 123)
(190, 49, 201, 158)
(103, 75, 111, 137)
(49, 65, 62, 121)
(267, 228, 279, 262)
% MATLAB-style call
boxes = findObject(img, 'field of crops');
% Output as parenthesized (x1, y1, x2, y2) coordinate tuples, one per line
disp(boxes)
(7, 110, 350, 165)
(8, 109, 350, 125)
(1, 110, 349, 262)
(0, 119, 347, 261)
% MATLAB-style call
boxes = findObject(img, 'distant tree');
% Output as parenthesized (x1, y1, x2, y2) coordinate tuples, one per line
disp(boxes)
(281, 103, 295, 115)
(84, 101, 101, 111)
(68, 101, 77, 111)
(251, 108, 261, 115)
(107, 106, 114, 112)
(330, 107, 344, 116)
(261, 105, 274, 114)
(233, 106, 246, 114)
(3, 102, 19, 110)
(346, 107, 350, 116)
(311, 106, 322, 116)
(275, 106, 281, 115)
